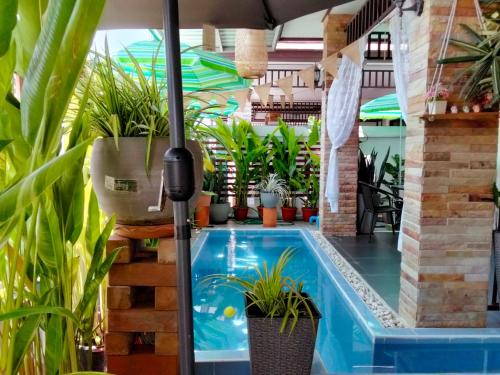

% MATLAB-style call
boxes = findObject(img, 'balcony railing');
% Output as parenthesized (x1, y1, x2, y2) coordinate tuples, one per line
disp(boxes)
(254, 69, 319, 88)
(251, 101, 322, 126)
(346, 0, 395, 44)
(362, 69, 395, 88)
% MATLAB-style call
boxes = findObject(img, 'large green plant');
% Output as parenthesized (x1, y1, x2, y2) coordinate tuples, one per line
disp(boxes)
(205, 248, 315, 334)
(438, 24, 500, 104)
(199, 119, 265, 208)
(0, 1, 118, 373)
(85, 45, 213, 172)
(300, 118, 320, 208)
(270, 119, 304, 207)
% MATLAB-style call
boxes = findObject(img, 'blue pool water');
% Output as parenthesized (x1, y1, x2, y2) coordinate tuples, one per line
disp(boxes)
(192, 229, 373, 373)
(192, 229, 500, 374)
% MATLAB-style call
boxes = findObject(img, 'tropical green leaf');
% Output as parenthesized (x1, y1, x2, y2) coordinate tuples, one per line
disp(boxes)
(0, 139, 12, 153)
(0, 306, 77, 322)
(13, 0, 46, 76)
(85, 189, 101, 255)
(36, 197, 64, 270)
(0, 0, 18, 57)
(45, 315, 63, 375)
(42, 0, 107, 152)
(0, 140, 90, 225)
(0, 41, 16, 105)
(76, 246, 120, 321)
(21, 0, 76, 146)
(11, 315, 41, 375)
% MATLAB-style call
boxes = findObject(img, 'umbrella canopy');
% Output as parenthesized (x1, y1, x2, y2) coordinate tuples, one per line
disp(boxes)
(100, 0, 353, 29)
(114, 40, 251, 92)
(360, 93, 402, 120)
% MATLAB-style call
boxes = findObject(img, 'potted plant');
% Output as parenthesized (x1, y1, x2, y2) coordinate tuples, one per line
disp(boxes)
(86, 47, 204, 225)
(301, 174, 320, 223)
(207, 248, 321, 375)
(437, 23, 500, 106)
(426, 84, 450, 114)
(255, 173, 288, 208)
(209, 163, 231, 224)
(300, 118, 320, 222)
(199, 119, 265, 222)
(270, 119, 304, 222)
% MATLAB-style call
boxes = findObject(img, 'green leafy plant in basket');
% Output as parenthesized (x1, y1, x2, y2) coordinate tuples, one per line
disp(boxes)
(205, 248, 321, 375)
(205, 248, 316, 333)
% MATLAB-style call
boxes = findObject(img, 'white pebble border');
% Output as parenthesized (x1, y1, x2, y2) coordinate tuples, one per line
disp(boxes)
(310, 231, 405, 328)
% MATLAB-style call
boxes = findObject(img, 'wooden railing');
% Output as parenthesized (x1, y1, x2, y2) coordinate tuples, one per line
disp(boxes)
(346, 0, 395, 44)
(251, 101, 321, 126)
(362, 69, 395, 88)
(254, 69, 319, 88)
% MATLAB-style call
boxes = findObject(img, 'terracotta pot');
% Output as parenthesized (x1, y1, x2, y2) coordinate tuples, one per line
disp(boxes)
(90, 137, 203, 225)
(257, 205, 264, 220)
(195, 205, 210, 227)
(197, 194, 212, 207)
(263, 207, 277, 227)
(234, 207, 249, 221)
(281, 207, 297, 222)
(302, 207, 319, 223)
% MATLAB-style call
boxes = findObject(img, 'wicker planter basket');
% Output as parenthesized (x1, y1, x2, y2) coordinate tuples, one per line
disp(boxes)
(245, 294, 321, 375)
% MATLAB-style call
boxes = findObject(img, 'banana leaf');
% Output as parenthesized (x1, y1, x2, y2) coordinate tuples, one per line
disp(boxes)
(0, 0, 17, 57)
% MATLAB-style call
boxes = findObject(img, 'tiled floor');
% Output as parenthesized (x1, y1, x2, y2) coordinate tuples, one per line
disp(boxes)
(326, 230, 500, 328)
(327, 231, 401, 311)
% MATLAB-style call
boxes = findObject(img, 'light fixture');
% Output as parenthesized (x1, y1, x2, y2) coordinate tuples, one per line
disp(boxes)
(234, 29, 268, 79)
(393, 0, 424, 16)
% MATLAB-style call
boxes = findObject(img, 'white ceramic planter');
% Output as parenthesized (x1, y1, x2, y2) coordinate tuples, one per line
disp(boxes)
(427, 100, 447, 115)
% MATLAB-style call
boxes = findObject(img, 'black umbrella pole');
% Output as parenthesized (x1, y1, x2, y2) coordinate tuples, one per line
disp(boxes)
(174, 201, 195, 374)
(162, 0, 195, 374)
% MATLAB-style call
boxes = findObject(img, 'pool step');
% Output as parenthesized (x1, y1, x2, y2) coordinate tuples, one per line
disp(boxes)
(105, 224, 179, 375)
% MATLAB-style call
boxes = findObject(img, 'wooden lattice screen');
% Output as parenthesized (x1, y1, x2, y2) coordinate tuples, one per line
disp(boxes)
(203, 138, 321, 200)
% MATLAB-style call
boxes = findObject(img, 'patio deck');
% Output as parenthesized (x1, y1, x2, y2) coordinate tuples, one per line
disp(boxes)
(327, 231, 401, 311)
(327, 230, 500, 328)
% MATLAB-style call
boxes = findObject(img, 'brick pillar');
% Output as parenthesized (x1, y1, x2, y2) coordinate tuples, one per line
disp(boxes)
(319, 13, 358, 237)
(399, 0, 498, 327)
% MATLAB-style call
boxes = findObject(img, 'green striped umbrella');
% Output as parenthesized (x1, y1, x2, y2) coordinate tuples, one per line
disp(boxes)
(360, 93, 402, 120)
(114, 40, 251, 93)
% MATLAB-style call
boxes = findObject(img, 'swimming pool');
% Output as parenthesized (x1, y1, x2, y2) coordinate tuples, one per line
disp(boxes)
(192, 229, 500, 373)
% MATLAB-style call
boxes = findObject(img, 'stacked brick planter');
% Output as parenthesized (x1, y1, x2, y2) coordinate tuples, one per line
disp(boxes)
(105, 224, 179, 374)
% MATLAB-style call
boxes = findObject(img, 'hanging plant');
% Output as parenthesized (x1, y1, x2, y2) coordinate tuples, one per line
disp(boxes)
(437, 24, 500, 104)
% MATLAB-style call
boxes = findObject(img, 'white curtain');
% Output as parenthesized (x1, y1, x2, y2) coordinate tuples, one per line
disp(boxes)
(390, 12, 410, 122)
(325, 40, 365, 212)
(390, 12, 410, 251)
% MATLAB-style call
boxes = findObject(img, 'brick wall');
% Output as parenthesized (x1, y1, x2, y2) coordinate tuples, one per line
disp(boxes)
(319, 13, 359, 237)
(399, 0, 497, 327)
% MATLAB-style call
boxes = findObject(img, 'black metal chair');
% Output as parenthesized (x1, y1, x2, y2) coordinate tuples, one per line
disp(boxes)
(358, 181, 403, 240)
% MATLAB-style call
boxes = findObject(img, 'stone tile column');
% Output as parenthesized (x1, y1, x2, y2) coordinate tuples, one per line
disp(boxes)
(399, 0, 498, 327)
(319, 13, 358, 237)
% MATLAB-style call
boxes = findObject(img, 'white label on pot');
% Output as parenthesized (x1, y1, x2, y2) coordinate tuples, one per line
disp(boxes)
(105, 176, 137, 192)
